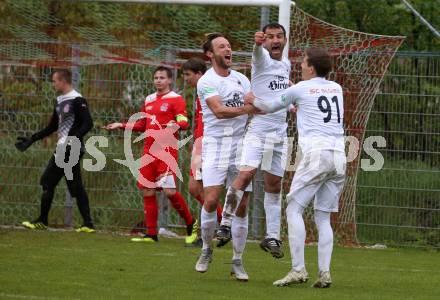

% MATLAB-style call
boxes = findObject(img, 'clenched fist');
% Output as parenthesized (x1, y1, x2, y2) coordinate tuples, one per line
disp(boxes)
(255, 31, 265, 46)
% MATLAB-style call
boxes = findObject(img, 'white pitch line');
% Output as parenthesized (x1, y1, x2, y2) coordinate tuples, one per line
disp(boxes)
(151, 252, 176, 257)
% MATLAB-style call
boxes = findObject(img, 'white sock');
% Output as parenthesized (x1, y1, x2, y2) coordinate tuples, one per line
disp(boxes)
(264, 192, 281, 240)
(232, 215, 248, 260)
(201, 207, 217, 250)
(314, 209, 333, 272)
(286, 201, 306, 271)
(220, 187, 244, 227)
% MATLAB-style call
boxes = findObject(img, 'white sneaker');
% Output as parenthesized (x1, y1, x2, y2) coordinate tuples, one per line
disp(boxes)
(273, 268, 309, 286)
(312, 271, 332, 288)
(230, 259, 249, 282)
(195, 248, 213, 273)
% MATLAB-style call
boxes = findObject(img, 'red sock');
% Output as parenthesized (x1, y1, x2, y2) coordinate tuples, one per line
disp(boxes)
(169, 192, 193, 225)
(216, 204, 223, 223)
(195, 195, 204, 205)
(143, 195, 158, 236)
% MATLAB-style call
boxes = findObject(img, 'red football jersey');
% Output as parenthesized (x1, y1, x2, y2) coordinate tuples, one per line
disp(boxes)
(193, 96, 203, 140)
(123, 91, 188, 158)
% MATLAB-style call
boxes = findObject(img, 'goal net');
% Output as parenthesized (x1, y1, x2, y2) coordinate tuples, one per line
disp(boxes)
(0, 0, 404, 243)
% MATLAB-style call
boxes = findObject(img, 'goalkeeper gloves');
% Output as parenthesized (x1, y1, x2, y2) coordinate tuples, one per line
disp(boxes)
(15, 136, 34, 152)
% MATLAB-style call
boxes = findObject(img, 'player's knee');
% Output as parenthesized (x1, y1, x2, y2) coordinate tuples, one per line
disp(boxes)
(203, 197, 217, 212)
(66, 178, 83, 195)
(287, 200, 305, 216)
(40, 178, 54, 194)
(39, 174, 51, 188)
(40, 184, 52, 196)
(314, 209, 331, 230)
(202, 187, 221, 211)
(188, 180, 201, 198)
(234, 170, 255, 189)
(264, 181, 281, 194)
(264, 174, 282, 193)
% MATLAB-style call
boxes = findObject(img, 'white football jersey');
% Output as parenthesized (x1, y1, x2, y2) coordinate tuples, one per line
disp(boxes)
(197, 68, 251, 138)
(251, 45, 291, 124)
(254, 77, 344, 153)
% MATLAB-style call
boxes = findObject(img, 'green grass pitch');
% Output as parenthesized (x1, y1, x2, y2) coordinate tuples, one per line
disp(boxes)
(1, 228, 439, 300)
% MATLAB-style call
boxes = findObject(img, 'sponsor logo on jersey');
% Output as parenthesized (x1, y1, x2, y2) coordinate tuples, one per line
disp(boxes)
(268, 75, 289, 91)
(224, 92, 244, 107)
(203, 87, 216, 94)
(160, 103, 169, 112)
(63, 104, 70, 113)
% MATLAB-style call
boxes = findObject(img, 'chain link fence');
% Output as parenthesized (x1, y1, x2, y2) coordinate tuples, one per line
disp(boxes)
(0, 0, 437, 248)
(357, 52, 440, 248)
(1, 51, 439, 248)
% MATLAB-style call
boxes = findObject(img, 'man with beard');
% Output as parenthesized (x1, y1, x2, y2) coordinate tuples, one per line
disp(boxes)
(182, 58, 224, 228)
(217, 23, 290, 259)
(194, 33, 255, 281)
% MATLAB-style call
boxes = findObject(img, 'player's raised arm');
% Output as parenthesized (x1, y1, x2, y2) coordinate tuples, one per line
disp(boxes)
(252, 31, 267, 66)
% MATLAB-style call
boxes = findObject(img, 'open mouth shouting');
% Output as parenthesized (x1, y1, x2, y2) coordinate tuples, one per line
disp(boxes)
(224, 54, 232, 64)
(271, 44, 281, 53)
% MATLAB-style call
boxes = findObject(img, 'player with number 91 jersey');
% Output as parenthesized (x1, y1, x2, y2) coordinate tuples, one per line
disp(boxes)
(286, 77, 344, 154)
(255, 77, 344, 155)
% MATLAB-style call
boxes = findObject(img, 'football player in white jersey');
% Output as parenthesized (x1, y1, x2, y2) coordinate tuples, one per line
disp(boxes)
(247, 48, 346, 288)
(194, 33, 255, 281)
(217, 23, 291, 259)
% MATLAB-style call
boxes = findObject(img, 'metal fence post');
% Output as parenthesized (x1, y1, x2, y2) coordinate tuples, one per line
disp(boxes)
(249, 6, 271, 239)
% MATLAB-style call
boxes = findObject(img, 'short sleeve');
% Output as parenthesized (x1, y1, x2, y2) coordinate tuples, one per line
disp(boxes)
(197, 77, 219, 102)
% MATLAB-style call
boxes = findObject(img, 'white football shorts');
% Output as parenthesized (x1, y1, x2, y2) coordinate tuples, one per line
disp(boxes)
(287, 149, 346, 212)
(240, 119, 288, 177)
(201, 135, 252, 191)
